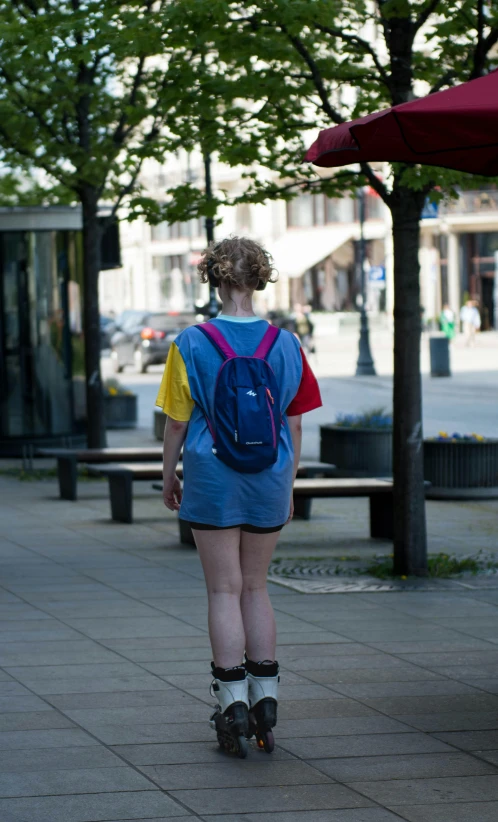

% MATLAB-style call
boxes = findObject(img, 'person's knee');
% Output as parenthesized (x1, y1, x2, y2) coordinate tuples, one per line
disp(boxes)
(241, 575, 268, 595)
(208, 575, 243, 597)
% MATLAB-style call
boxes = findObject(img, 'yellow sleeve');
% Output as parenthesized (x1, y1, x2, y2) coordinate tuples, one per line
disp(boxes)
(155, 343, 194, 422)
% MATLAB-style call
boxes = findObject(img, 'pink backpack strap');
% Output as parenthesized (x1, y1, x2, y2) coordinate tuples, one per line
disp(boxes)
(196, 323, 237, 360)
(254, 324, 281, 360)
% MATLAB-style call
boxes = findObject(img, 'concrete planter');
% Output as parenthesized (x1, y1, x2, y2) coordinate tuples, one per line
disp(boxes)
(320, 425, 392, 477)
(104, 394, 137, 429)
(424, 439, 498, 499)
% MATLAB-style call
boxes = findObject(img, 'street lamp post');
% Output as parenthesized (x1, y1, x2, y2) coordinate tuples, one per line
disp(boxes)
(355, 186, 376, 376)
(203, 152, 219, 320)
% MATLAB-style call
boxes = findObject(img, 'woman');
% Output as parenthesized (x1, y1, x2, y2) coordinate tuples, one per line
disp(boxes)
(156, 237, 322, 757)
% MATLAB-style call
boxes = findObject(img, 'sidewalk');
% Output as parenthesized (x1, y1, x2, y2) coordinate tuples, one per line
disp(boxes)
(1, 475, 498, 820)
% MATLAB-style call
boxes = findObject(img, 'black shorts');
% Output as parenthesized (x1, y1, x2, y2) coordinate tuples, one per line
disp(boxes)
(186, 521, 284, 534)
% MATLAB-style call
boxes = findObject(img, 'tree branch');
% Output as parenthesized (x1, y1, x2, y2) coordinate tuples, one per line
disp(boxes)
(280, 27, 344, 126)
(313, 22, 391, 91)
(360, 162, 389, 204)
(414, 0, 442, 34)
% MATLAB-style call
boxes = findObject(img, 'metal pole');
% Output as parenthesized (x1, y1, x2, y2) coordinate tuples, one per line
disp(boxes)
(355, 186, 376, 376)
(204, 152, 218, 319)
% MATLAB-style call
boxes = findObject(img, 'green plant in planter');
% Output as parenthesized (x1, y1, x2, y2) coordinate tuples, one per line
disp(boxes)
(335, 407, 393, 430)
(103, 378, 135, 397)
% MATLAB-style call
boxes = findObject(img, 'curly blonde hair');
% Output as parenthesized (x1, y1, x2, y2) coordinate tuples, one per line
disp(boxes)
(198, 236, 277, 292)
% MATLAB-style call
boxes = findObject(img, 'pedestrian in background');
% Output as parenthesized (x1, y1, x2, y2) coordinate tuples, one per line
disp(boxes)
(460, 299, 481, 346)
(439, 303, 456, 341)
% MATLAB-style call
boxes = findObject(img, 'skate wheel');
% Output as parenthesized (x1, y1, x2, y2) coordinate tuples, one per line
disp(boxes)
(237, 734, 248, 759)
(257, 730, 274, 753)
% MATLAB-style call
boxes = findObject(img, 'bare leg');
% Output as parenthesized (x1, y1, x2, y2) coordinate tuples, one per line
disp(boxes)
(240, 530, 281, 661)
(193, 527, 245, 668)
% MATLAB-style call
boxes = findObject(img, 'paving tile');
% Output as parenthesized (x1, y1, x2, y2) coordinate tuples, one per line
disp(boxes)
(0, 695, 53, 713)
(4, 662, 145, 680)
(25, 675, 171, 695)
(0, 746, 125, 773)
(302, 667, 442, 685)
(280, 654, 405, 672)
(63, 703, 210, 726)
(396, 651, 498, 669)
(279, 643, 379, 658)
(142, 760, 333, 790)
(278, 698, 377, 720)
(434, 730, 498, 751)
(0, 711, 75, 732)
(362, 694, 498, 716)
(314, 752, 497, 782)
(201, 812, 402, 822)
(114, 647, 213, 663)
(0, 728, 98, 750)
(58, 617, 206, 639)
(430, 665, 498, 679)
(44, 689, 195, 710)
(330, 680, 481, 699)
(0, 626, 84, 643)
(170, 784, 371, 814)
(101, 636, 211, 651)
(277, 716, 411, 739)
(351, 774, 498, 805)
(141, 660, 221, 675)
(393, 711, 498, 733)
(368, 638, 495, 654)
(0, 766, 155, 797)
(279, 732, 455, 759)
(114, 741, 295, 765)
(0, 790, 188, 821)
(465, 679, 498, 694)
(87, 721, 214, 745)
(389, 802, 498, 822)
(0, 644, 125, 666)
(0, 682, 33, 696)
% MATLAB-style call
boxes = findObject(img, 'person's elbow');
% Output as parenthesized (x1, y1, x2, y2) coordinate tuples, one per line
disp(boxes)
(166, 417, 189, 435)
(288, 415, 303, 435)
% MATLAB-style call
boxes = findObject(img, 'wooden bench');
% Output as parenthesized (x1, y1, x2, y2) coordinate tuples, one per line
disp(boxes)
(87, 461, 336, 529)
(179, 478, 396, 546)
(38, 447, 165, 501)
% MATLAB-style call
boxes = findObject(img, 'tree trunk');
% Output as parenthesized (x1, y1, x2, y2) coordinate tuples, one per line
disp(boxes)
(390, 183, 428, 576)
(81, 190, 106, 448)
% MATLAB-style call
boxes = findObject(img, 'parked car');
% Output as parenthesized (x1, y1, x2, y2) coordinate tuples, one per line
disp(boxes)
(110, 310, 196, 373)
(100, 315, 117, 350)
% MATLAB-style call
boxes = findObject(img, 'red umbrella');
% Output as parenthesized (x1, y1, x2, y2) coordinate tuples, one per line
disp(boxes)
(305, 69, 498, 176)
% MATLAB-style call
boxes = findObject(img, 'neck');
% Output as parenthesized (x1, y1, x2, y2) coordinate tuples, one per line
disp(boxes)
(220, 288, 256, 317)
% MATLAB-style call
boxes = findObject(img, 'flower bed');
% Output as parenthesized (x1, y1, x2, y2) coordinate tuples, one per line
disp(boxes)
(424, 432, 498, 499)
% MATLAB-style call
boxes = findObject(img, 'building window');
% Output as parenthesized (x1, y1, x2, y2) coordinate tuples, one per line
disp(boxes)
(287, 193, 357, 228)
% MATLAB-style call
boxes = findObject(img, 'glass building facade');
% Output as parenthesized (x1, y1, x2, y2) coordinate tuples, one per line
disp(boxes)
(0, 208, 86, 454)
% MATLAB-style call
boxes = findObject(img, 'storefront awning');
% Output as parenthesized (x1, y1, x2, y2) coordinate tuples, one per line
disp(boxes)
(268, 223, 385, 278)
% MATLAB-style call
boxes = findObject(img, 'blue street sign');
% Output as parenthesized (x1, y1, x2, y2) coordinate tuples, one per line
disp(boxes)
(422, 198, 439, 219)
(369, 265, 386, 284)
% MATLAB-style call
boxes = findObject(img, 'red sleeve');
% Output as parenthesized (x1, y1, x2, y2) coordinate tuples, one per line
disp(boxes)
(286, 348, 322, 416)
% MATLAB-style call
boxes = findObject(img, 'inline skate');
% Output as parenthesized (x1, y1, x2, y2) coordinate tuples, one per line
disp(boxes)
(209, 663, 249, 759)
(245, 657, 279, 753)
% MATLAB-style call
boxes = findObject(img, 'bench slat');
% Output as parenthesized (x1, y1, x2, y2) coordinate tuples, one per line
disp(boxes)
(294, 478, 393, 497)
(39, 448, 163, 462)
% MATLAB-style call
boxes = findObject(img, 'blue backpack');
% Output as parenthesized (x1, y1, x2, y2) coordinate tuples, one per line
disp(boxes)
(196, 322, 282, 474)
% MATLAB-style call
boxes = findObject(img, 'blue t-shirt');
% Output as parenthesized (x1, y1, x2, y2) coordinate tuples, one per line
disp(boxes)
(175, 316, 303, 527)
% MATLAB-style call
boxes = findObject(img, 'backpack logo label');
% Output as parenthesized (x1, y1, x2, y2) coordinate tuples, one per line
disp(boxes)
(246, 390, 257, 397)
